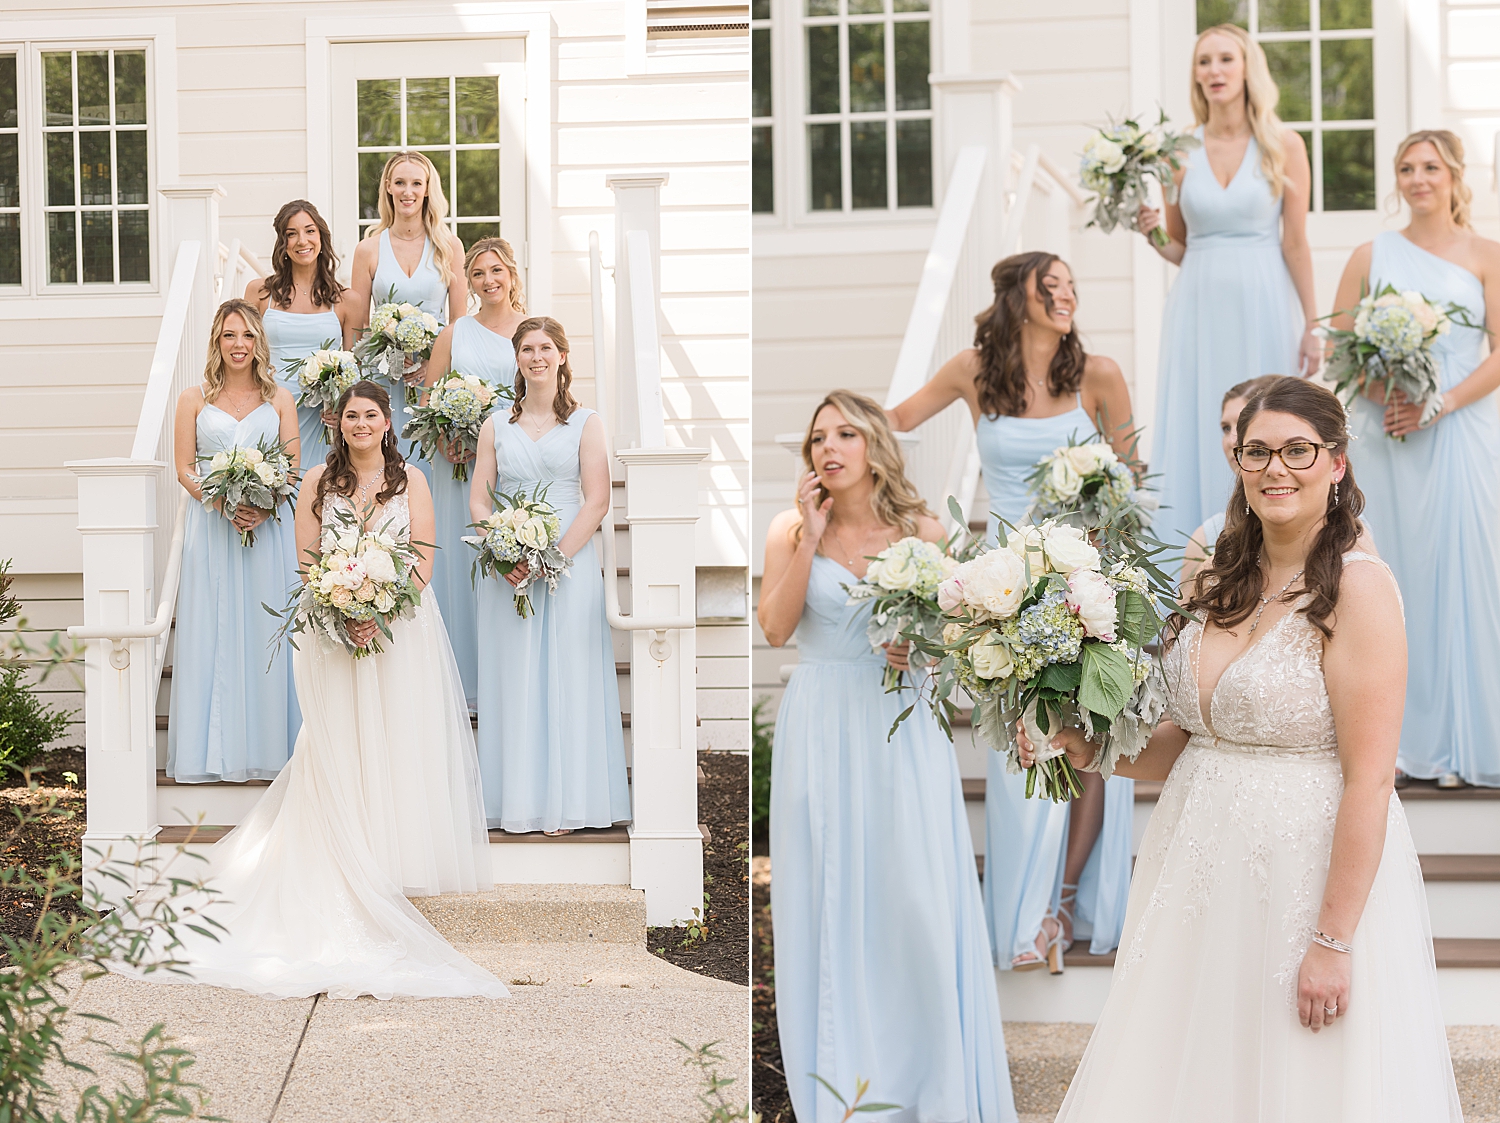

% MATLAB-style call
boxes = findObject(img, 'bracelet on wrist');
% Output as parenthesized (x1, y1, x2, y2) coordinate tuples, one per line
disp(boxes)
(1311, 929, 1352, 954)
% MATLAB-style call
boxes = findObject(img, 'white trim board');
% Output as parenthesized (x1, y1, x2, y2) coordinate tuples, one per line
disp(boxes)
(303, 12, 554, 310)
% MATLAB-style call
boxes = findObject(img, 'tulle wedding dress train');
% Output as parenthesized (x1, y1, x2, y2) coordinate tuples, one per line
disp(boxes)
(1056, 553, 1459, 1121)
(125, 492, 507, 1001)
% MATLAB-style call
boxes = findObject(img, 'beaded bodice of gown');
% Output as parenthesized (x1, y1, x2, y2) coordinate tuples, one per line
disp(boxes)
(1179, 132, 1283, 249)
(323, 490, 411, 540)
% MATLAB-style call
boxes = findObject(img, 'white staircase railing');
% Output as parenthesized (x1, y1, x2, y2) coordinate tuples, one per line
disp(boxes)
(216, 239, 267, 301)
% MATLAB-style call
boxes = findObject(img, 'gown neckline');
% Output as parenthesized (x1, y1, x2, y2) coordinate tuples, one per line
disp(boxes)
(1191, 606, 1300, 735)
(384, 229, 430, 280)
(203, 400, 277, 425)
(1390, 231, 1485, 292)
(1196, 128, 1255, 192)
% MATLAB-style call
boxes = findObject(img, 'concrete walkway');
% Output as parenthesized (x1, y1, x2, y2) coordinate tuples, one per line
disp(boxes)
(58, 942, 747, 1122)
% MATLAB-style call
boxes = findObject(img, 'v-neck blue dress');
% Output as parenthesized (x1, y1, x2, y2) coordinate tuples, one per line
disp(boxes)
(473, 408, 630, 831)
(167, 400, 300, 783)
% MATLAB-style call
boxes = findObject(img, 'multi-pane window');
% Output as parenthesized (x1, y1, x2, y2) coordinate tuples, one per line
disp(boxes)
(0, 55, 19, 286)
(752, 0, 774, 214)
(803, 0, 932, 212)
(41, 49, 150, 285)
(356, 76, 503, 250)
(1197, 0, 1375, 211)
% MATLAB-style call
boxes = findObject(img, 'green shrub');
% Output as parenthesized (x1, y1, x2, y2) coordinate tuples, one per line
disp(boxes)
(0, 661, 74, 770)
(751, 697, 773, 834)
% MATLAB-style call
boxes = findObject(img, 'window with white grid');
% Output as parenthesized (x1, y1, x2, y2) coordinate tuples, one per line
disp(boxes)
(0, 54, 18, 286)
(753, 0, 774, 214)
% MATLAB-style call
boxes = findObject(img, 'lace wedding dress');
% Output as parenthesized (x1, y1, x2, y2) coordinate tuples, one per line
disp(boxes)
(125, 492, 507, 1001)
(1057, 553, 1460, 1121)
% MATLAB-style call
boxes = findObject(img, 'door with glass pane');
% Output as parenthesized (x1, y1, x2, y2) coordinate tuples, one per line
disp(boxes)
(330, 40, 526, 277)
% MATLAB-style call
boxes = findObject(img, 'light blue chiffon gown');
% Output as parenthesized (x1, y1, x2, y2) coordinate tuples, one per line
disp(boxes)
(370, 229, 452, 484)
(1152, 131, 1302, 547)
(167, 401, 300, 782)
(474, 408, 631, 830)
(975, 398, 1135, 962)
(434, 318, 517, 706)
(264, 306, 341, 474)
(770, 554, 1015, 1123)
(1349, 232, 1500, 786)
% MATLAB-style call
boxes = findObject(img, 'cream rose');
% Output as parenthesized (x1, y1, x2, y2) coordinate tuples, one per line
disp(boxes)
(1083, 133, 1126, 175)
(373, 589, 396, 613)
(517, 516, 548, 549)
(869, 550, 918, 592)
(330, 585, 354, 608)
(970, 640, 1015, 680)
(1064, 443, 1117, 476)
(1042, 524, 1100, 575)
(942, 622, 966, 645)
(355, 579, 378, 603)
(1047, 456, 1083, 500)
(1065, 568, 1118, 641)
(961, 548, 1028, 620)
(253, 461, 278, 485)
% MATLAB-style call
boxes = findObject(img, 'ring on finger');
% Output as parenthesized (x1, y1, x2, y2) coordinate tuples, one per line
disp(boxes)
(1323, 1005, 1338, 1017)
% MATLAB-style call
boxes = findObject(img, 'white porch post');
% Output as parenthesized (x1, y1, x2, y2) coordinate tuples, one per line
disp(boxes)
(158, 185, 224, 365)
(619, 446, 709, 927)
(606, 174, 668, 449)
(66, 460, 164, 901)
(928, 73, 1019, 279)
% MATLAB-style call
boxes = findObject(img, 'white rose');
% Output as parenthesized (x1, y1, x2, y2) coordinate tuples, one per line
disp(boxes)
(870, 547, 919, 592)
(242, 448, 264, 466)
(336, 529, 359, 554)
(397, 302, 420, 318)
(1008, 524, 1048, 574)
(970, 640, 1015, 680)
(517, 516, 548, 549)
(1138, 128, 1163, 156)
(961, 548, 1029, 620)
(420, 313, 440, 333)
(209, 451, 230, 471)
(373, 589, 396, 614)
(1047, 456, 1083, 500)
(509, 508, 531, 529)
(253, 461, 277, 485)
(942, 622, 966, 645)
(1042, 523, 1100, 575)
(1064, 443, 1117, 476)
(312, 349, 331, 368)
(361, 547, 397, 584)
(318, 571, 339, 595)
(1083, 133, 1126, 175)
(1065, 568, 1118, 641)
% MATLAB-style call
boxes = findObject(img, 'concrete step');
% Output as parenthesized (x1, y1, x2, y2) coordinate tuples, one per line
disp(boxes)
(1002, 1022, 1500, 1119)
(410, 884, 646, 945)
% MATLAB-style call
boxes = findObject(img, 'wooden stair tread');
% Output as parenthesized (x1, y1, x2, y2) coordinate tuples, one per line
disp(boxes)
(975, 851, 1498, 884)
(157, 823, 710, 846)
(959, 778, 1500, 803)
(159, 711, 698, 732)
(1054, 939, 1500, 970)
(156, 770, 272, 787)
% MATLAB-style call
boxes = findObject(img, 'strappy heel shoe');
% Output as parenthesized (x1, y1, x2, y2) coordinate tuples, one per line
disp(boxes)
(1049, 883, 1079, 975)
(1011, 915, 1063, 973)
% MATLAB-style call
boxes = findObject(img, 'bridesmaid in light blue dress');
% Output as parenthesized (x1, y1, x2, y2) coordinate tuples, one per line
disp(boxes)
(249, 201, 353, 476)
(1139, 24, 1320, 547)
(349, 151, 468, 483)
(761, 390, 1014, 1123)
(422, 237, 526, 706)
(1335, 131, 1500, 788)
(469, 318, 629, 832)
(167, 299, 301, 783)
(887, 252, 1138, 970)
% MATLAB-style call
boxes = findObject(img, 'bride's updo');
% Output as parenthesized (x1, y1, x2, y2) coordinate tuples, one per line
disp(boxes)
(313, 380, 409, 519)
(1186, 376, 1363, 638)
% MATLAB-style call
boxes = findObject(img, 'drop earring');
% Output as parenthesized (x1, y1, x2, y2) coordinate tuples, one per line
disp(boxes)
(1333, 480, 1340, 506)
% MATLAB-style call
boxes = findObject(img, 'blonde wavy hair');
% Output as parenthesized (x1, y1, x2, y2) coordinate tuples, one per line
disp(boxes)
(363, 151, 456, 288)
(203, 299, 276, 404)
(464, 237, 527, 313)
(1190, 24, 1289, 199)
(1393, 130, 1472, 229)
(796, 390, 932, 542)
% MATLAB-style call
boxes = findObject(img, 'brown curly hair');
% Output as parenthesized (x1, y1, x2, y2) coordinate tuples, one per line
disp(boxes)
(973, 252, 1088, 419)
(313, 380, 409, 519)
(264, 200, 342, 312)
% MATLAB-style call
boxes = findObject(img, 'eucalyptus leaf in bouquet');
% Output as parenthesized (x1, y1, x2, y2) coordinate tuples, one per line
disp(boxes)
(402, 372, 512, 481)
(1025, 432, 1158, 551)
(464, 483, 572, 618)
(842, 536, 957, 695)
(281, 340, 359, 443)
(1081, 110, 1200, 248)
(355, 286, 442, 404)
(195, 436, 297, 547)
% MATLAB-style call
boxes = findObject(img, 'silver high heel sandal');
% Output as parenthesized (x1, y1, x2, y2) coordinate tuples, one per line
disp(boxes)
(1049, 883, 1079, 975)
(1012, 915, 1064, 973)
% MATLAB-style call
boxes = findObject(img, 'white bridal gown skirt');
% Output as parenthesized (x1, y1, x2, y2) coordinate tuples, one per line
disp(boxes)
(130, 599, 507, 1001)
(1056, 743, 1460, 1122)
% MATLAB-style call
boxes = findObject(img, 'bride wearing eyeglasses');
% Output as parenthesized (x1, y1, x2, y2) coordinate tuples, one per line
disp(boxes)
(1024, 378, 1461, 1121)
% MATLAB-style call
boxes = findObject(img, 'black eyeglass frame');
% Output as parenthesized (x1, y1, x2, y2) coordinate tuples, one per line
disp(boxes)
(1232, 440, 1341, 472)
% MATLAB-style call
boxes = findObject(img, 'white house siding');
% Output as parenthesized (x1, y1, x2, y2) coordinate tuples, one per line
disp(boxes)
(0, 1, 749, 748)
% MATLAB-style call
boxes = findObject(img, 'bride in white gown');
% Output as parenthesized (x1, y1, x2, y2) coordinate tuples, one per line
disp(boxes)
(128, 379, 506, 1001)
(1021, 377, 1459, 1120)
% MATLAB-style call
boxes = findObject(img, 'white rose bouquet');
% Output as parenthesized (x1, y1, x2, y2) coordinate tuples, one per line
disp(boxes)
(280, 340, 360, 443)
(402, 373, 512, 482)
(355, 286, 443, 404)
(1081, 110, 1200, 248)
(1026, 436, 1158, 547)
(194, 436, 296, 548)
(843, 536, 957, 694)
(907, 518, 1174, 801)
(463, 484, 572, 618)
(1318, 282, 1478, 439)
(267, 505, 423, 659)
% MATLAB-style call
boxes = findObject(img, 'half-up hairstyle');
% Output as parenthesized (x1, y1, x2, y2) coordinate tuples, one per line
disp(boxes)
(796, 389, 933, 543)
(973, 252, 1087, 419)
(1223, 374, 1281, 410)
(464, 237, 526, 313)
(264, 200, 342, 311)
(314, 380, 409, 519)
(510, 316, 580, 426)
(203, 299, 277, 404)
(362, 151, 456, 287)
(1392, 130, 1472, 229)
(1187, 376, 1362, 639)
(1191, 25, 1289, 198)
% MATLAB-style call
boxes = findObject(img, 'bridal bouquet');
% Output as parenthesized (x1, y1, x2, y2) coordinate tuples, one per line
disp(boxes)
(908, 518, 1172, 801)
(269, 506, 423, 659)
(464, 485, 572, 618)
(843, 537, 957, 694)
(195, 437, 296, 547)
(1080, 111, 1200, 248)
(402, 373, 511, 482)
(281, 341, 360, 443)
(1319, 283, 1475, 438)
(1026, 437, 1157, 548)
(356, 287, 442, 404)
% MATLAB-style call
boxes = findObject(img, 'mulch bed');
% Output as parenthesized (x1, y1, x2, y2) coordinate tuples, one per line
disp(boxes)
(647, 750, 749, 987)
(0, 747, 88, 954)
(751, 853, 792, 1121)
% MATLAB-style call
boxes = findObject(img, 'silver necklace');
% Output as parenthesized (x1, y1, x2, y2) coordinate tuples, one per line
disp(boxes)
(354, 469, 384, 505)
(1248, 566, 1305, 635)
(826, 523, 881, 567)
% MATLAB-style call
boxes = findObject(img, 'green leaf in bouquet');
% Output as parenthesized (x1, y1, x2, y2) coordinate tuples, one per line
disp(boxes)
(1079, 642, 1134, 719)
(1114, 588, 1160, 647)
(1038, 661, 1083, 694)
(947, 494, 966, 527)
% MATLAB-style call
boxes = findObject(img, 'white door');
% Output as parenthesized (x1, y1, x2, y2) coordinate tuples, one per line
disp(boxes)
(329, 39, 527, 285)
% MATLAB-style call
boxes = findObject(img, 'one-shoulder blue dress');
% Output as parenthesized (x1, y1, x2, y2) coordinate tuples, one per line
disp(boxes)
(975, 399, 1136, 961)
(1350, 232, 1500, 786)
(167, 401, 300, 782)
(770, 553, 1016, 1123)
(264, 306, 341, 474)
(1152, 131, 1303, 547)
(473, 408, 631, 830)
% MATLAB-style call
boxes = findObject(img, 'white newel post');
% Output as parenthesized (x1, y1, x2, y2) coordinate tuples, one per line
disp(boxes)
(619, 446, 709, 926)
(158, 185, 224, 370)
(66, 460, 164, 901)
(606, 174, 668, 449)
(928, 73, 1019, 285)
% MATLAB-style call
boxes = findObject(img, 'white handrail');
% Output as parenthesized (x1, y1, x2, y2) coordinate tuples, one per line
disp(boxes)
(885, 145, 988, 409)
(627, 229, 666, 448)
(130, 242, 200, 461)
(1033, 150, 1090, 207)
(1000, 145, 1041, 257)
(589, 231, 614, 441)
